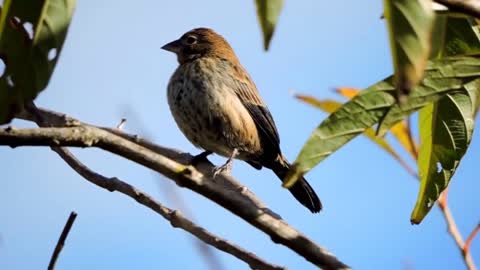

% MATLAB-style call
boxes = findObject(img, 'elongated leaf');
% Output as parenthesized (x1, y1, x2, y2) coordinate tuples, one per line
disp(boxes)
(0, 0, 75, 124)
(443, 16, 480, 56)
(255, 0, 283, 50)
(335, 87, 360, 99)
(430, 13, 480, 59)
(295, 96, 342, 113)
(412, 79, 478, 224)
(284, 56, 480, 188)
(336, 87, 418, 158)
(377, 57, 480, 134)
(297, 95, 416, 176)
(384, 0, 435, 101)
(389, 121, 418, 159)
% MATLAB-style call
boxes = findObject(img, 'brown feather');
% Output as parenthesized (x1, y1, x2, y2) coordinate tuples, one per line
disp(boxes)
(163, 28, 322, 213)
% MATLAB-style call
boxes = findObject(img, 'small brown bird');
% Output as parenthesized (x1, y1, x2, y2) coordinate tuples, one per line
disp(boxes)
(162, 28, 321, 213)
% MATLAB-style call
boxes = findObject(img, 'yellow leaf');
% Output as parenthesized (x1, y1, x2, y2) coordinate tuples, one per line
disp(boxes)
(295, 95, 341, 113)
(390, 121, 418, 160)
(335, 87, 360, 99)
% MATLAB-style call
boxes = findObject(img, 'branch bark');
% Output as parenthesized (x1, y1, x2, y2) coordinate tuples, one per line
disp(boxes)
(52, 147, 284, 270)
(434, 0, 480, 18)
(4, 107, 350, 269)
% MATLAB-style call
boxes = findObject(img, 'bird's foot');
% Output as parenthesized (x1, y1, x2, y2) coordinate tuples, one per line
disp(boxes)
(213, 162, 233, 178)
(212, 148, 238, 178)
(190, 151, 213, 166)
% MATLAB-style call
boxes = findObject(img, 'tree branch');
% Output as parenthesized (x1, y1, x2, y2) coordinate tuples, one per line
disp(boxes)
(434, 0, 480, 18)
(464, 223, 480, 255)
(438, 191, 477, 270)
(52, 147, 284, 270)
(48, 211, 77, 270)
(119, 110, 225, 270)
(5, 107, 350, 269)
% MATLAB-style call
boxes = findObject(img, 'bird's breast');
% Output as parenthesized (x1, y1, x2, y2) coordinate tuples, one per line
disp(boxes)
(167, 58, 262, 158)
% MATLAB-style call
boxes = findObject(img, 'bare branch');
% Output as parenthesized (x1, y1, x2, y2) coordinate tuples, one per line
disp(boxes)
(434, 0, 480, 18)
(52, 147, 284, 270)
(7, 107, 350, 269)
(438, 191, 477, 270)
(48, 211, 77, 270)
(464, 223, 480, 255)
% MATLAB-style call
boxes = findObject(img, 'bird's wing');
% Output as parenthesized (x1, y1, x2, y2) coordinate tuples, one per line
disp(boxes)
(226, 61, 281, 155)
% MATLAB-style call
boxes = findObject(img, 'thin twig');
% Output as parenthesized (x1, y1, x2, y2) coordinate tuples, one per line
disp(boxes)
(434, 0, 480, 18)
(464, 223, 480, 255)
(116, 118, 127, 130)
(395, 155, 419, 179)
(52, 147, 285, 270)
(437, 191, 476, 270)
(47, 211, 78, 270)
(409, 158, 477, 269)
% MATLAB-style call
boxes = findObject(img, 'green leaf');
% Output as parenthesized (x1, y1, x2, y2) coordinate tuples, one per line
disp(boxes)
(430, 14, 480, 59)
(384, 0, 435, 101)
(255, 0, 283, 51)
(443, 16, 480, 56)
(411, 78, 478, 224)
(377, 57, 480, 134)
(0, 0, 76, 124)
(284, 56, 480, 188)
(296, 94, 416, 175)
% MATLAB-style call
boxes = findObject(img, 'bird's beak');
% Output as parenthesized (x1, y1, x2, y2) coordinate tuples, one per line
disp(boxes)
(161, 39, 182, 53)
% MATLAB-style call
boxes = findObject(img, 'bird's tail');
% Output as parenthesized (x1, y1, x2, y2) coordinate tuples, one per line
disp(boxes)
(269, 155, 322, 213)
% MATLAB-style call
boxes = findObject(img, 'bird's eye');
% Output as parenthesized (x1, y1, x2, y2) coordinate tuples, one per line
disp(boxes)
(185, 36, 197, 45)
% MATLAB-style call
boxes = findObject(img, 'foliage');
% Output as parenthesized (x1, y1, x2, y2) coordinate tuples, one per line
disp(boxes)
(0, 0, 75, 124)
(288, 14, 480, 224)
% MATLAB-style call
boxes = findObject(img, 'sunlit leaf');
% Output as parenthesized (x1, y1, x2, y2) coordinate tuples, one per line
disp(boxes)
(335, 87, 360, 99)
(377, 57, 480, 134)
(384, 0, 435, 101)
(389, 121, 418, 159)
(284, 56, 480, 188)
(411, 79, 478, 224)
(295, 95, 407, 168)
(0, 0, 76, 124)
(255, 0, 283, 50)
(335, 87, 418, 158)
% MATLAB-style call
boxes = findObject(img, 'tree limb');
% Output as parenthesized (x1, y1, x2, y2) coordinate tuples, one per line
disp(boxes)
(52, 147, 284, 270)
(434, 0, 480, 18)
(4, 107, 350, 269)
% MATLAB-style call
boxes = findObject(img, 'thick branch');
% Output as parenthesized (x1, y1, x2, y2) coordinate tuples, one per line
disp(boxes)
(435, 0, 480, 18)
(52, 147, 283, 270)
(2, 110, 349, 269)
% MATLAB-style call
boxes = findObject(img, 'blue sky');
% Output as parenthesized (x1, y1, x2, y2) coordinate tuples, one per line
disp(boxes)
(1, 0, 479, 269)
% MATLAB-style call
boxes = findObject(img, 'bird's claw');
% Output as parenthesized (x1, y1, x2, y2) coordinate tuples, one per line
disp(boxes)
(213, 162, 232, 178)
(212, 148, 238, 178)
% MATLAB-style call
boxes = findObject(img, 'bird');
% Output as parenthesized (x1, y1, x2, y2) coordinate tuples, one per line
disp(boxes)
(161, 28, 321, 213)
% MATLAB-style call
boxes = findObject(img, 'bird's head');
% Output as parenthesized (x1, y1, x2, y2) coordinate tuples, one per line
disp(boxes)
(161, 28, 236, 64)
